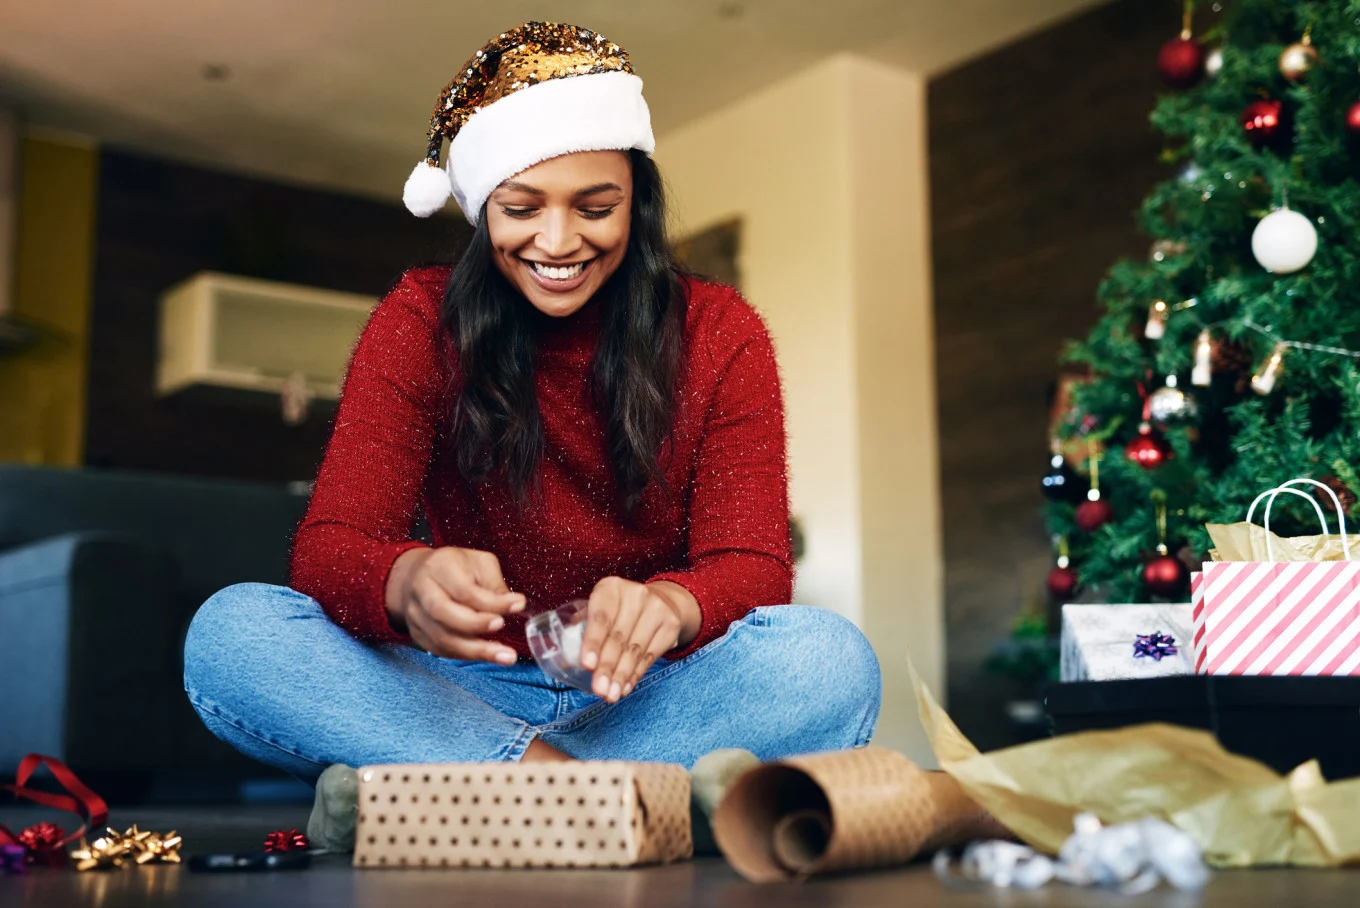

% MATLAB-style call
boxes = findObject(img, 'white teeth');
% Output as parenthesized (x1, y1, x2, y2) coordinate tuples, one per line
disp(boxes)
(529, 260, 586, 280)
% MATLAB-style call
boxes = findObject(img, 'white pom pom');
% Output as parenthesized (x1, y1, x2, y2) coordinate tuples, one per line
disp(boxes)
(402, 161, 452, 217)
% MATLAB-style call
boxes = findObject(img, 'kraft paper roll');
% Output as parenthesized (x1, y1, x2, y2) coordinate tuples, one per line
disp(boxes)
(712, 746, 1009, 882)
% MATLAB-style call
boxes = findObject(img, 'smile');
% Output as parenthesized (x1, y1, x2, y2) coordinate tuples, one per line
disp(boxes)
(524, 259, 592, 280)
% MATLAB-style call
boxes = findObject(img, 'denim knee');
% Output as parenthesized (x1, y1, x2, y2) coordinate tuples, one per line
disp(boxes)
(751, 605, 882, 744)
(184, 582, 307, 692)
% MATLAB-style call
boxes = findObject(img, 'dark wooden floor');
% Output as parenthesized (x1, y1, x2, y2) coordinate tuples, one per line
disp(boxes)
(4, 805, 1360, 906)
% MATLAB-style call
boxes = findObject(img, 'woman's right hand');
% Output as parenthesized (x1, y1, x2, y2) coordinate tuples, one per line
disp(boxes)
(385, 547, 526, 664)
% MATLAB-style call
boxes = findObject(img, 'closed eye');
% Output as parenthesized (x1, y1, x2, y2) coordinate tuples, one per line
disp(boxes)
(579, 206, 617, 220)
(500, 206, 538, 219)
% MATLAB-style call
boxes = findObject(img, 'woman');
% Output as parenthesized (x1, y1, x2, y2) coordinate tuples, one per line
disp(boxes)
(184, 22, 880, 781)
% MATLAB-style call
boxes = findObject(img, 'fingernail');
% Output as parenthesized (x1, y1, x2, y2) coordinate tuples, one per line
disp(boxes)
(582, 651, 598, 670)
(593, 674, 608, 697)
(609, 682, 621, 701)
(490, 617, 505, 631)
(623, 682, 633, 696)
(510, 596, 526, 613)
(497, 650, 516, 665)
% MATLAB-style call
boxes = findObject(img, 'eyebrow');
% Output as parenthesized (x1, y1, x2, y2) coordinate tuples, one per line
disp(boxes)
(496, 180, 624, 198)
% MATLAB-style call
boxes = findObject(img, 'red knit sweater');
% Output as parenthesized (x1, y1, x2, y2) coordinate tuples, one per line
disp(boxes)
(290, 266, 792, 660)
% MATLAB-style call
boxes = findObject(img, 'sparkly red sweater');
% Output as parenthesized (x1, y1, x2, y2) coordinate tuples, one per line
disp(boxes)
(290, 266, 792, 659)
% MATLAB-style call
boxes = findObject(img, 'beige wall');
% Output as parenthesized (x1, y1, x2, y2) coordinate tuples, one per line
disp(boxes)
(0, 132, 99, 466)
(654, 54, 942, 764)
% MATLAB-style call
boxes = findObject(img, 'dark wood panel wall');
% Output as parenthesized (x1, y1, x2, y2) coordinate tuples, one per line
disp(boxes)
(928, 0, 1182, 747)
(85, 151, 471, 483)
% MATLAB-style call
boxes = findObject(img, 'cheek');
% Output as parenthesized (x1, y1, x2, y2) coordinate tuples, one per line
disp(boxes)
(486, 218, 531, 261)
(592, 218, 631, 259)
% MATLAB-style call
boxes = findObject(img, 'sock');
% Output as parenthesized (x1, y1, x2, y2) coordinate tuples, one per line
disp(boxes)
(689, 749, 760, 856)
(307, 764, 359, 853)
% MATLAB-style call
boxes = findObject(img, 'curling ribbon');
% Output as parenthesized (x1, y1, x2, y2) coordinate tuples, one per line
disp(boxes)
(0, 753, 110, 854)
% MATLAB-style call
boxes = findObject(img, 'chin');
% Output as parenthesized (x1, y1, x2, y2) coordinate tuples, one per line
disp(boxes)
(525, 287, 595, 317)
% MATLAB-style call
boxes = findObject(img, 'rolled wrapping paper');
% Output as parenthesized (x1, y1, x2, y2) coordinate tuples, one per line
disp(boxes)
(712, 746, 1011, 882)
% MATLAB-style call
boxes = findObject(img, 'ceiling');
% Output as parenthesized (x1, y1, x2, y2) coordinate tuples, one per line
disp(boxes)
(0, 0, 1107, 202)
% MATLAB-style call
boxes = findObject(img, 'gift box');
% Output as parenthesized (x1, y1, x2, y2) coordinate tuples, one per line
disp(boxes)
(1060, 603, 1193, 682)
(352, 761, 692, 869)
(1198, 478, 1360, 677)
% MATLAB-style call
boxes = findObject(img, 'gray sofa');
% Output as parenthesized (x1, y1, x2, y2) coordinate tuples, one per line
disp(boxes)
(0, 465, 310, 799)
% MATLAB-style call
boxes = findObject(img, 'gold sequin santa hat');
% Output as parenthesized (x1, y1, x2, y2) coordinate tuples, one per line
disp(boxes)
(403, 22, 655, 223)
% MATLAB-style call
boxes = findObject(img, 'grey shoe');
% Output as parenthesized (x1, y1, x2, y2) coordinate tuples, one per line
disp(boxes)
(690, 748, 760, 856)
(307, 764, 359, 853)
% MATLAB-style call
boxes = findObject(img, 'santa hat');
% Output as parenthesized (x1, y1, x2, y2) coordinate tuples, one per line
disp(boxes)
(403, 22, 656, 224)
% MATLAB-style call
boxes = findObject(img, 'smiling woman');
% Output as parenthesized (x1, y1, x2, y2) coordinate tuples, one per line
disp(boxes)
(486, 152, 632, 316)
(182, 21, 882, 819)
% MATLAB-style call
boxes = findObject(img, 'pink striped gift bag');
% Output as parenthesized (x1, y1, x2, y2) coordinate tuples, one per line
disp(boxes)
(1190, 570, 1206, 672)
(1200, 478, 1360, 677)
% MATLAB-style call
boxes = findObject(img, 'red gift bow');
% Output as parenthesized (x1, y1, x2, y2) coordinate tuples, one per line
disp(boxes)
(262, 828, 309, 853)
(1, 754, 110, 859)
(17, 821, 67, 866)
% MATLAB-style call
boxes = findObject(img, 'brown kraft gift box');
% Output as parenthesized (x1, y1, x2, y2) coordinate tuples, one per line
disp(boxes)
(353, 761, 692, 869)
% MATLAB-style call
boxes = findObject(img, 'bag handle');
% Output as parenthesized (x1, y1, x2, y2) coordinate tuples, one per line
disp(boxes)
(1246, 478, 1352, 562)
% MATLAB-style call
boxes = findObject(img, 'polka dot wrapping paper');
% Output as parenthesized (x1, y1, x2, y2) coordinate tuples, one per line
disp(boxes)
(352, 762, 692, 869)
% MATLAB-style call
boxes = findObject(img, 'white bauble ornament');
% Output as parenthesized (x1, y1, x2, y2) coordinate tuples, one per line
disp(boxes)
(1204, 46, 1224, 79)
(1251, 207, 1317, 274)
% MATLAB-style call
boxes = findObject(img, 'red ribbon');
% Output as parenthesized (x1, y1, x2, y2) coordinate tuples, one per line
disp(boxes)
(0, 754, 109, 854)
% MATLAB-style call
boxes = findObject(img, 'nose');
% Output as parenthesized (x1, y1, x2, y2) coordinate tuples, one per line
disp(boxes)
(534, 207, 583, 260)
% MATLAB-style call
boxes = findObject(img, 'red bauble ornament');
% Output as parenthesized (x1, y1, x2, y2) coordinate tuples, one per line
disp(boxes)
(1046, 565, 1080, 601)
(1158, 35, 1205, 87)
(1125, 423, 1172, 470)
(1075, 498, 1115, 533)
(1144, 552, 1190, 597)
(1346, 101, 1360, 135)
(1241, 99, 1285, 144)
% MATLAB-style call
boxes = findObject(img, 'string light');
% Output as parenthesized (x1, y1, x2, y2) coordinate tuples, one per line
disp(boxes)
(1251, 342, 1288, 395)
(1192, 330, 1213, 386)
(1145, 300, 1169, 339)
(1144, 295, 1360, 394)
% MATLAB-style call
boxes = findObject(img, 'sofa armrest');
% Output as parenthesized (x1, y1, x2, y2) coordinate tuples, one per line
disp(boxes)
(0, 533, 180, 776)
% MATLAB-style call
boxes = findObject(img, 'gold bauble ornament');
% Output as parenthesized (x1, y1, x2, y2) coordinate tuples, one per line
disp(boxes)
(1279, 34, 1317, 82)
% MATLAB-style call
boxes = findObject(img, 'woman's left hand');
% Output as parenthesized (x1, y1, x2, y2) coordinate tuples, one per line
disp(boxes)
(581, 577, 700, 703)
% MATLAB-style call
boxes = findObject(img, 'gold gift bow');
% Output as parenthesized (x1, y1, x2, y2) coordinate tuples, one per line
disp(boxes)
(910, 659, 1360, 867)
(70, 825, 183, 871)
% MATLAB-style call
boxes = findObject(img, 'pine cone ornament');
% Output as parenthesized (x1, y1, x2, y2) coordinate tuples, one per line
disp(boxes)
(1317, 475, 1357, 515)
(1211, 339, 1256, 394)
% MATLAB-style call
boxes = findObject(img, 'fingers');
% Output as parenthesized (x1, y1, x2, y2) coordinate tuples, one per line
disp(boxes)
(416, 577, 505, 636)
(407, 606, 517, 664)
(623, 620, 680, 698)
(426, 550, 526, 615)
(407, 577, 517, 664)
(582, 580, 685, 704)
(583, 589, 639, 701)
(611, 605, 665, 698)
(580, 583, 617, 674)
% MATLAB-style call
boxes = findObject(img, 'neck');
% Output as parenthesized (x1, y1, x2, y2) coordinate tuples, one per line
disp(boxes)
(530, 295, 604, 353)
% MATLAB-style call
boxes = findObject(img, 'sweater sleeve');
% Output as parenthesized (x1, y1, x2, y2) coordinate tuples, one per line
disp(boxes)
(289, 271, 448, 643)
(647, 301, 793, 657)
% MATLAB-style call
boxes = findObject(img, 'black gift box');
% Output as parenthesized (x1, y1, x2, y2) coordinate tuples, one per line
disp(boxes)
(1045, 676, 1360, 780)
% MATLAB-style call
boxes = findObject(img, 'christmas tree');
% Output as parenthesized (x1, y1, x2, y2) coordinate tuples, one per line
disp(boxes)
(1044, 0, 1360, 604)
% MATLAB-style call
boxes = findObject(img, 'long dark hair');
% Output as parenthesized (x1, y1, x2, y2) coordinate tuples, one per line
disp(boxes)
(440, 149, 685, 517)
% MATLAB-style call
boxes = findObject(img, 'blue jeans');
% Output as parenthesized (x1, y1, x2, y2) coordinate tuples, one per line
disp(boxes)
(183, 584, 882, 782)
